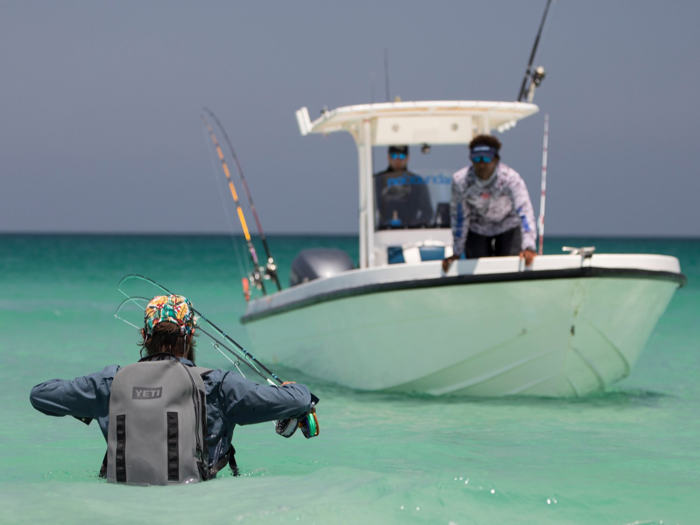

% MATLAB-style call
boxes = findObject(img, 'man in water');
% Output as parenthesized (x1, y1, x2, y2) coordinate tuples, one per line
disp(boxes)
(442, 135, 537, 271)
(374, 145, 433, 228)
(30, 294, 314, 480)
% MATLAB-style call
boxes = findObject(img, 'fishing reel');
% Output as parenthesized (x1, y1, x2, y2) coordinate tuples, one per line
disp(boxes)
(526, 66, 546, 103)
(532, 65, 546, 87)
(275, 412, 319, 439)
(241, 259, 280, 301)
(263, 257, 278, 283)
(250, 267, 266, 290)
(275, 406, 319, 439)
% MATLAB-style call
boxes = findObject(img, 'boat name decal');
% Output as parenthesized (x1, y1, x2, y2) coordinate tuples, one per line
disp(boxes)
(386, 173, 452, 188)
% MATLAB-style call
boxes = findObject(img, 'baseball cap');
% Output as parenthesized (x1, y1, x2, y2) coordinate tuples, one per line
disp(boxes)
(469, 144, 498, 161)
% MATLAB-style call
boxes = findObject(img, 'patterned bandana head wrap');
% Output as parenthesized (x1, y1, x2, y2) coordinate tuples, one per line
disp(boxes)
(144, 295, 196, 337)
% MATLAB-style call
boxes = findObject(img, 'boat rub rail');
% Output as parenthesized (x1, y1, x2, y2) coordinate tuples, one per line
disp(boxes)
(240, 267, 686, 324)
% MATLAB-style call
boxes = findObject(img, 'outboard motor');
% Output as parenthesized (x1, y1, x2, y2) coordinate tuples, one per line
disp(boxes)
(289, 249, 354, 287)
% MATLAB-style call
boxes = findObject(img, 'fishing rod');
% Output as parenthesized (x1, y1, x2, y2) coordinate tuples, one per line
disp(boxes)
(202, 108, 281, 292)
(116, 275, 319, 401)
(115, 274, 319, 439)
(201, 115, 266, 295)
(517, 0, 553, 102)
(116, 295, 269, 383)
(538, 114, 549, 255)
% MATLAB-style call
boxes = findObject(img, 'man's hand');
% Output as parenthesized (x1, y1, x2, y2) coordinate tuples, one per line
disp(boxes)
(441, 254, 460, 273)
(519, 249, 537, 267)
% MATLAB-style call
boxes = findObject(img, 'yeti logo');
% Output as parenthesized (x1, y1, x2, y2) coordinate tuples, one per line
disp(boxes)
(132, 387, 163, 400)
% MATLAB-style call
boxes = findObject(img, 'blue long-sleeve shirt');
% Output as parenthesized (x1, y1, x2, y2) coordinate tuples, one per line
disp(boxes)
(29, 358, 312, 474)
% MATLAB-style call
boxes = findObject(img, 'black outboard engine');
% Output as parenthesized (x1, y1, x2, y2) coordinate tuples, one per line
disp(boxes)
(289, 249, 354, 287)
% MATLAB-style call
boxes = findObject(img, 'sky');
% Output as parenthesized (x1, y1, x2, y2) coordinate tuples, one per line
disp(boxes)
(2, 0, 699, 236)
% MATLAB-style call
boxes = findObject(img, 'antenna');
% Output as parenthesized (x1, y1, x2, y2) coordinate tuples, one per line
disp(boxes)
(517, 0, 553, 102)
(537, 114, 549, 255)
(384, 48, 390, 102)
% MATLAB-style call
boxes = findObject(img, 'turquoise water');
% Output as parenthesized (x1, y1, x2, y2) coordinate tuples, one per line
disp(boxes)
(1, 235, 698, 524)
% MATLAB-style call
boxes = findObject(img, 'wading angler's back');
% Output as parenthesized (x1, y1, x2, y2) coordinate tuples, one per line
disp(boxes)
(106, 356, 209, 485)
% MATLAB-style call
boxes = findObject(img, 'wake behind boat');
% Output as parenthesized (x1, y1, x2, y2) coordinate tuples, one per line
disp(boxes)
(238, 100, 686, 397)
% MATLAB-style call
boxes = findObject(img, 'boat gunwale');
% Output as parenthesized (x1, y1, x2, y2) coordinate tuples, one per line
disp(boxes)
(240, 267, 687, 324)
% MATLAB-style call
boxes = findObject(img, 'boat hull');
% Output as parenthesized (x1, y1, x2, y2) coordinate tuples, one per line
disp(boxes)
(242, 255, 684, 397)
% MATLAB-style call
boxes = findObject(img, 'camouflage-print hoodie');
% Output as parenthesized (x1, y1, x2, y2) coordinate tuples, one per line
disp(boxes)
(450, 162, 537, 257)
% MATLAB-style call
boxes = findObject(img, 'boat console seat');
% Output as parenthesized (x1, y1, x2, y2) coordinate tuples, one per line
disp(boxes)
(387, 241, 454, 265)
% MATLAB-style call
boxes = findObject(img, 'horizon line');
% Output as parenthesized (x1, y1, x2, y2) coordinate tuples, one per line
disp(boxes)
(1, 231, 699, 240)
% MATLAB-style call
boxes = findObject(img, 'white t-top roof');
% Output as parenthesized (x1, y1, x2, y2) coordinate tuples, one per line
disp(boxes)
(296, 100, 539, 146)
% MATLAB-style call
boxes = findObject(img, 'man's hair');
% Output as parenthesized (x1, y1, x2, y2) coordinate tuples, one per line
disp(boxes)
(139, 321, 197, 363)
(469, 135, 502, 158)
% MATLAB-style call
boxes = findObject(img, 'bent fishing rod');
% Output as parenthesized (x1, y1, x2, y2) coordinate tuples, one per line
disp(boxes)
(116, 295, 272, 383)
(203, 108, 281, 291)
(201, 115, 266, 295)
(517, 0, 553, 102)
(116, 274, 319, 404)
(115, 275, 320, 439)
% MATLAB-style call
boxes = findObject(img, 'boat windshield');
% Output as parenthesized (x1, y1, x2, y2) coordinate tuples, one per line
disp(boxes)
(373, 168, 452, 230)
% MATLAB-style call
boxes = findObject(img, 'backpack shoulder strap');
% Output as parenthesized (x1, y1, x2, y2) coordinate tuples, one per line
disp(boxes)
(209, 445, 239, 478)
(190, 366, 213, 378)
(184, 366, 239, 478)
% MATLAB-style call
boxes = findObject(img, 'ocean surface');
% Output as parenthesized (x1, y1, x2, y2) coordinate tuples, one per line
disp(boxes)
(0, 235, 698, 525)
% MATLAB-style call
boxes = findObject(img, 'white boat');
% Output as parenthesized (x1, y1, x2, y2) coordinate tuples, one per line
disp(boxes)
(241, 100, 685, 397)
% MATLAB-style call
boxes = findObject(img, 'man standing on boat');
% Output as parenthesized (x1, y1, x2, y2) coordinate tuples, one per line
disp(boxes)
(374, 145, 434, 228)
(442, 135, 537, 271)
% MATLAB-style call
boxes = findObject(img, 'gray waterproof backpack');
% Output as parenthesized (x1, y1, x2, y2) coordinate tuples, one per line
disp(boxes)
(105, 354, 210, 485)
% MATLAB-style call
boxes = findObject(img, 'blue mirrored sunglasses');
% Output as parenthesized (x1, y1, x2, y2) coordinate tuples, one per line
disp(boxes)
(472, 156, 493, 164)
(390, 153, 407, 160)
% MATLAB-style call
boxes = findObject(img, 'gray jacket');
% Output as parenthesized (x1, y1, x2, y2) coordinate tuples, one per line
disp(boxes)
(29, 358, 312, 475)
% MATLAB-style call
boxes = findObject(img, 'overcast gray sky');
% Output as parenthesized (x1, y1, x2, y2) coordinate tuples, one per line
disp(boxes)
(2, 1, 699, 236)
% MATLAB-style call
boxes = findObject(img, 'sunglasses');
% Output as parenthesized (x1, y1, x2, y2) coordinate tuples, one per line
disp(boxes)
(472, 156, 493, 164)
(390, 153, 407, 160)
